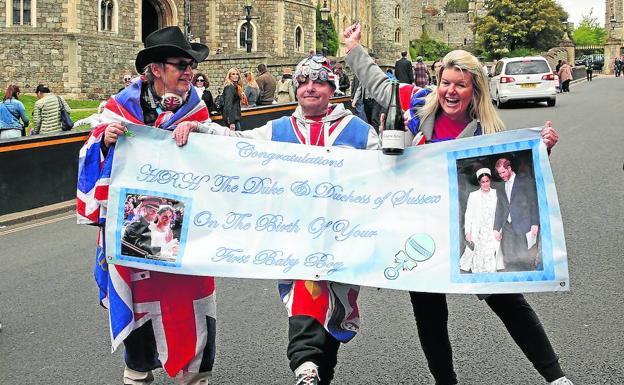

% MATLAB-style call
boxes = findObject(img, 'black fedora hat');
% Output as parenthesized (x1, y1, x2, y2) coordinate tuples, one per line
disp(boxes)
(135, 26, 209, 73)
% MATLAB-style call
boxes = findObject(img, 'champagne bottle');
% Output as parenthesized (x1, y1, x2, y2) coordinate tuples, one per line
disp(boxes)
(382, 81, 405, 155)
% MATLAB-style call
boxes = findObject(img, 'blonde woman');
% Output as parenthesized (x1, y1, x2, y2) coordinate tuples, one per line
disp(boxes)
(343, 23, 573, 385)
(222, 67, 248, 130)
(243, 71, 260, 107)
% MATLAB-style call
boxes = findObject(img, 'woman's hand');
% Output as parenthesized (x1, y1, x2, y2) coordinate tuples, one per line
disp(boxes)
(343, 23, 362, 53)
(541, 121, 559, 151)
(465, 233, 473, 242)
(103, 122, 126, 148)
(172, 121, 198, 146)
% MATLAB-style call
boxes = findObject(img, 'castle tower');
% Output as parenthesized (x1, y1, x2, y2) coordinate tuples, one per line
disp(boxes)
(370, 0, 422, 62)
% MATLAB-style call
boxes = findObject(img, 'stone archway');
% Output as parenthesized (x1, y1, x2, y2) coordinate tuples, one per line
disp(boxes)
(142, 0, 178, 42)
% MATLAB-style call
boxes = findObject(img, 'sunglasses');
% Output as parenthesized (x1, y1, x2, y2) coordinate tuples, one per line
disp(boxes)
(196, 78, 205, 82)
(163, 60, 198, 71)
(123, 77, 131, 82)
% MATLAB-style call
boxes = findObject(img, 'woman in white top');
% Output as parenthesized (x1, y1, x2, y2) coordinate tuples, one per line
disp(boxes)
(460, 168, 502, 273)
(149, 205, 177, 258)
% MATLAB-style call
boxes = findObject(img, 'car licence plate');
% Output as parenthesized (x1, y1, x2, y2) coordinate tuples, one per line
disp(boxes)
(520, 83, 538, 88)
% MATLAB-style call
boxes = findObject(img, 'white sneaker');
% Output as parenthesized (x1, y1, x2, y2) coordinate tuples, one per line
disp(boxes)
(550, 377, 574, 385)
(294, 362, 320, 385)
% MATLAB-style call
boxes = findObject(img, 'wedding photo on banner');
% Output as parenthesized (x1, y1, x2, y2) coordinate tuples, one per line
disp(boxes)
(104, 124, 570, 294)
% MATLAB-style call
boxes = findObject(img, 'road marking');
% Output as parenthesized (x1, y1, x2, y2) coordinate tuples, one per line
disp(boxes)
(0, 213, 75, 236)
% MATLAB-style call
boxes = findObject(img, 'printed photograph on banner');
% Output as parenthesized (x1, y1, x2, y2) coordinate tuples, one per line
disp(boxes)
(455, 150, 542, 275)
(120, 193, 185, 263)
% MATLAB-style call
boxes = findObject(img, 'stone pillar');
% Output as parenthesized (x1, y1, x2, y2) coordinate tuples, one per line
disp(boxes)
(604, 39, 622, 74)
(559, 33, 574, 65)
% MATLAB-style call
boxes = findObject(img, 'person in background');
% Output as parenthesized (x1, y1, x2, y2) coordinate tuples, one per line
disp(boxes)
(413, 56, 430, 88)
(584, 57, 593, 82)
(385, 68, 397, 81)
(256, 63, 277, 105)
(430, 58, 443, 86)
(350, 75, 367, 121)
(119, 72, 133, 93)
(275, 67, 296, 104)
(333, 63, 350, 95)
(395, 50, 414, 84)
(197, 54, 379, 385)
(362, 52, 383, 131)
(192, 72, 216, 113)
(243, 71, 261, 107)
(343, 22, 573, 385)
(555, 60, 563, 92)
(557, 60, 572, 93)
(31, 84, 70, 135)
(0, 84, 29, 139)
(222, 67, 247, 130)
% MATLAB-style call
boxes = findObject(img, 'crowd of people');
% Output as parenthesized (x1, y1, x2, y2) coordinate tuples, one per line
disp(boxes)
(72, 23, 577, 385)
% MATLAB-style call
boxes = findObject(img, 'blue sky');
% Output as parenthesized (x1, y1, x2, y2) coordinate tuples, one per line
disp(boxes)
(557, 0, 606, 26)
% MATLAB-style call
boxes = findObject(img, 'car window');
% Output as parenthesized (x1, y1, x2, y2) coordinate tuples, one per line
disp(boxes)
(504, 60, 551, 75)
(494, 61, 503, 76)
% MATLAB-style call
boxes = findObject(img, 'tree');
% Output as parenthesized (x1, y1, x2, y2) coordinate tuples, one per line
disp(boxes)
(409, 31, 451, 61)
(572, 9, 607, 45)
(315, 6, 338, 56)
(445, 0, 469, 13)
(475, 0, 568, 54)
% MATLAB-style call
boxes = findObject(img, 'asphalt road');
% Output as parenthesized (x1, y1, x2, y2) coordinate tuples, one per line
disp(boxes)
(1, 76, 623, 385)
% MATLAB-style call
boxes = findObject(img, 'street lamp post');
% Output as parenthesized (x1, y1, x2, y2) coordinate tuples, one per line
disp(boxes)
(320, 1, 330, 56)
(183, 0, 192, 42)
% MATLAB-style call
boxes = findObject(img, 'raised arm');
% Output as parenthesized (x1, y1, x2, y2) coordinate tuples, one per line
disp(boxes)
(343, 23, 394, 109)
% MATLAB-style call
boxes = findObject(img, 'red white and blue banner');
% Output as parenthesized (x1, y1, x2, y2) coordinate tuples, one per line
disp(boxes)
(105, 124, 570, 294)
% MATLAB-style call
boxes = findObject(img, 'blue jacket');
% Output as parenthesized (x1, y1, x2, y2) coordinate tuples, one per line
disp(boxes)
(0, 98, 28, 129)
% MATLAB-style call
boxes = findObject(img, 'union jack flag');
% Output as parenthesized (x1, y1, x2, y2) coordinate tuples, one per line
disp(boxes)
(76, 78, 216, 377)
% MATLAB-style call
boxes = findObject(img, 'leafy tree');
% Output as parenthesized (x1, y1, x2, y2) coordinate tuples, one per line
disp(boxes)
(572, 9, 607, 45)
(475, 0, 568, 54)
(409, 31, 451, 61)
(445, 0, 469, 13)
(315, 6, 338, 56)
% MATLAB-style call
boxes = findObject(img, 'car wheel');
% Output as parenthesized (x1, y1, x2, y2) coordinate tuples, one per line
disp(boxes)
(547, 98, 556, 107)
(496, 93, 504, 109)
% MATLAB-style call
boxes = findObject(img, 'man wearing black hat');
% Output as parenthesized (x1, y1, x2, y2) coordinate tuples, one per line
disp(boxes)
(77, 26, 217, 385)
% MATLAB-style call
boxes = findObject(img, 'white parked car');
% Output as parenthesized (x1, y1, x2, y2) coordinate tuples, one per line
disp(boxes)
(489, 56, 557, 108)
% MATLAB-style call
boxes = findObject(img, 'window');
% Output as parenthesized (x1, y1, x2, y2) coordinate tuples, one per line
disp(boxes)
(11, 0, 31, 25)
(99, 0, 114, 32)
(394, 5, 401, 19)
(394, 28, 401, 44)
(294, 25, 303, 52)
(437, 22, 444, 31)
(237, 21, 257, 51)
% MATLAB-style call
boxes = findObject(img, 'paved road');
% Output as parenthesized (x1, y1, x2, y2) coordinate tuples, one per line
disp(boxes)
(1, 77, 623, 385)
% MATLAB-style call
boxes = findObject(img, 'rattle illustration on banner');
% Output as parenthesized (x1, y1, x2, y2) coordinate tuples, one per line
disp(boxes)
(384, 233, 435, 280)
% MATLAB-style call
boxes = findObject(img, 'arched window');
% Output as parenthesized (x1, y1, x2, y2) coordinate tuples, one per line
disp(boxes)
(294, 25, 304, 52)
(394, 4, 401, 19)
(99, 0, 115, 32)
(237, 21, 258, 51)
(394, 28, 401, 44)
(8, 0, 34, 26)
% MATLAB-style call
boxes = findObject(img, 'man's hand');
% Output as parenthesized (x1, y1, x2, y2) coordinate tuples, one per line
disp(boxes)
(172, 121, 198, 146)
(541, 121, 558, 151)
(343, 23, 362, 53)
(103, 122, 127, 148)
(493, 230, 502, 241)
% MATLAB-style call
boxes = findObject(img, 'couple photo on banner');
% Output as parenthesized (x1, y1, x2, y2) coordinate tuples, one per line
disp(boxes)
(76, 23, 572, 385)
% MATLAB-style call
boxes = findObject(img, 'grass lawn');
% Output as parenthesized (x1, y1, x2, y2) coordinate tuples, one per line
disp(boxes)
(19, 95, 101, 134)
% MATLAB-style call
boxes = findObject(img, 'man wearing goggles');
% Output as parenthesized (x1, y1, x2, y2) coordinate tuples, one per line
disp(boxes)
(198, 55, 380, 385)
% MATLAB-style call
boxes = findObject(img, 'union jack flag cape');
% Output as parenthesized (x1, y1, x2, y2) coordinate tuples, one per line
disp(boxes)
(76, 78, 216, 377)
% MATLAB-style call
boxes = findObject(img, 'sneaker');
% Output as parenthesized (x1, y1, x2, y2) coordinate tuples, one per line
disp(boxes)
(550, 377, 574, 385)
(295, 367, 320, 385)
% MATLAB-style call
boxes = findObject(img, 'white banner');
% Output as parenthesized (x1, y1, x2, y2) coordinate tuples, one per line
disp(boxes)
(105, 124, 570, 294)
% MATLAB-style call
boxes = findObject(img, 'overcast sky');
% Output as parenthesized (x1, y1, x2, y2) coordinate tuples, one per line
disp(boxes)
(557, 0, 606, 26)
